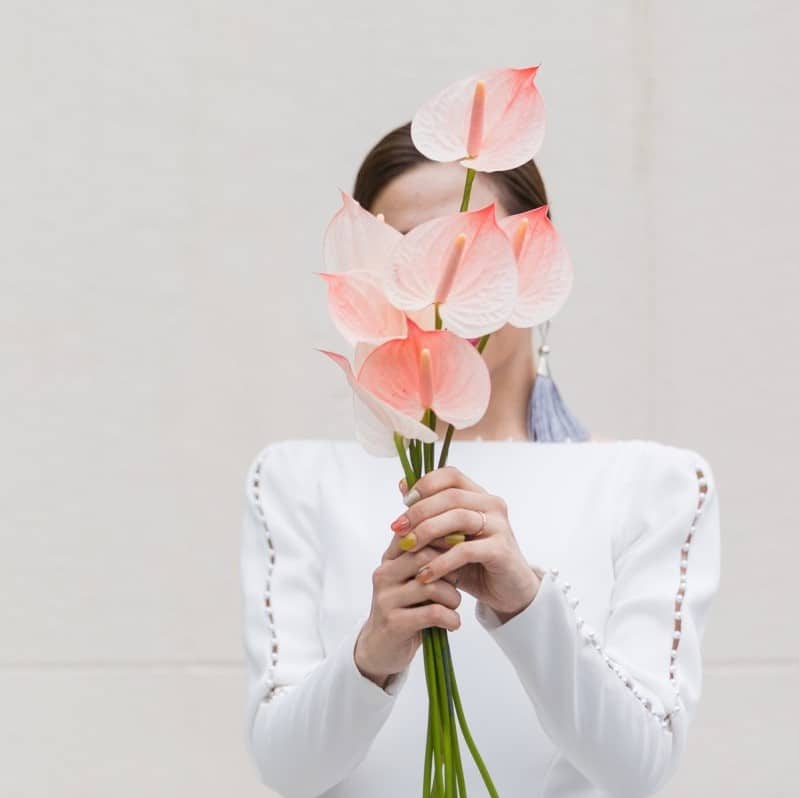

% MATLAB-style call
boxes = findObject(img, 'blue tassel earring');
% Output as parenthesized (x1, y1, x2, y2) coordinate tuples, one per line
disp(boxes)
(527, 320, 590, 443)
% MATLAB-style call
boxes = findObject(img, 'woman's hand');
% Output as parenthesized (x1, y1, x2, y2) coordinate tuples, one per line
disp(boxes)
(390, 466, 541, 624)
(354, 534, 463, 689)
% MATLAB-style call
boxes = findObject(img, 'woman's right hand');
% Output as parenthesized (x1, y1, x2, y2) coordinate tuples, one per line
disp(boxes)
(354, 534, 463, 689)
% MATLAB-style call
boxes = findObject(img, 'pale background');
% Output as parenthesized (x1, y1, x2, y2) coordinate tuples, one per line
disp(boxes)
(2, 1, 796, 795)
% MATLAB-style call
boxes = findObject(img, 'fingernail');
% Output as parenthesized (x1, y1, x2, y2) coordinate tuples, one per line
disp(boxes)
(390, 515, 410, 533)
(416, 565, 433, 583)
(399, 478, 407, 493)
(444, 533, 465, 546)
(399, 532, 417, 551)
(403, 487, 421, 507)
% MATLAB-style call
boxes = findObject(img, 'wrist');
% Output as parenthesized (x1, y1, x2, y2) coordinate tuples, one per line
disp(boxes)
(355, 659, 392, 690)
(354, 628, 392, 689)
(492, 567, 541, 625)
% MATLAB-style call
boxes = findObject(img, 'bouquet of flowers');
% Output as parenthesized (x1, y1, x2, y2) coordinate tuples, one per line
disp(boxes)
(316, 66, 573, 797)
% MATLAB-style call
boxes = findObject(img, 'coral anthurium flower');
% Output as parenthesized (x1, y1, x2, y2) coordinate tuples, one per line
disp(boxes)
(316, 191, 407, 345)
(498, 205, 574, 328)
(383, 203, 518, 339)
(357, 317, 491, 430)
(411, 66, 545, 173)
(317, 349, 439, 457)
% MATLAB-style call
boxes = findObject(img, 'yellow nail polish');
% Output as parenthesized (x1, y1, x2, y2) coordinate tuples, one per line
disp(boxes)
(399, 532, 417, 551)
(444, 533, 465, 546)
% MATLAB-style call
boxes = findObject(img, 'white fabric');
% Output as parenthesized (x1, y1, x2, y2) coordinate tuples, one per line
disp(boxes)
(239, 437, 721, 798)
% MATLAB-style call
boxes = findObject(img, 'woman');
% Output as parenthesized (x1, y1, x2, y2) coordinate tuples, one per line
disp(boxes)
(239, 123, 721, 797)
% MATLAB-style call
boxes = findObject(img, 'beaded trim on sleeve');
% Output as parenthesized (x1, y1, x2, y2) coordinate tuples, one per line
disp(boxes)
(547, 462, 708, 733)
(250, 451, 284, 703)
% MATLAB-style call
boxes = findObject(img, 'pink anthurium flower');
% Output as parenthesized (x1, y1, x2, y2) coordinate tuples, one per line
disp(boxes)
(316, 191, 407, 345)
(316, 270, 408, 346)
(357, 317, 491, 430)
(323, 190, 403, 273)
(498, 205, 574, 328)
(383, 203, 518, 339)
(318, 349, 439, 457)
(411, 66, 545, 173)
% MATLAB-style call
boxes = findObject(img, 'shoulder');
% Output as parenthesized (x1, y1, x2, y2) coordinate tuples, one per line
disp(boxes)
(592, 436, 715, 492)
(638, 439, 716, 498)
(606, 438, 718, 553)
(243, 438, 358, 509)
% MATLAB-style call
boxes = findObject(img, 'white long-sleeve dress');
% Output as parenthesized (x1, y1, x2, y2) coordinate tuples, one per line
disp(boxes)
(239, 437, 721, 797)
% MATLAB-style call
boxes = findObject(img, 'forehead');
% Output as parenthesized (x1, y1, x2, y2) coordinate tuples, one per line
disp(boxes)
(369, 161, 508, 234)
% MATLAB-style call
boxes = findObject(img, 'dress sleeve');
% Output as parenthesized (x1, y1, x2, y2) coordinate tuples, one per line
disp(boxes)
(239, 442, 410, 798)
(474, 443, 721, 797)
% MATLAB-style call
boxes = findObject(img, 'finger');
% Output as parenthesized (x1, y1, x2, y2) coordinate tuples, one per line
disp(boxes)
(395, 603, 462, 635)
(415, 539, 492, 584)
(381, 532, 405, 562)
(379, 545, 441, 580)
(392, 576, 463, 611)
(396, 506, 492, 553)
(401, 465, 486, 508)
(391, 486, 485, 536)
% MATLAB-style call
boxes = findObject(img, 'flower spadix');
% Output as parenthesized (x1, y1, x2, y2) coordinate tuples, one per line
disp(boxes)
(317, 349, 439, 457)
(384, 203, 518, 339)
(357, 317, 490, 430)
(316, 191, 406, 345)
(498, 205, 574, 328)
(411, 66, 545, 172)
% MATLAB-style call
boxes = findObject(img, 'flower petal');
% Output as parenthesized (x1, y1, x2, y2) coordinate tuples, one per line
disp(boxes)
(353, 340, 377, 374)
(317, 349, 438, 456)
(405, 305, 437, 331)
(460, 67, 545, 172)
(411, 66, 545, 173)
(355, 334, 426, 422)
(317, 270, 407, 345)
(323, 190, 403, 275)
(410, 73, 474, 162)
(384, 204, 518, 338)
(356, 318, 490, 430)
(498, 206, 574, 328)
(417, 323, 491, 428)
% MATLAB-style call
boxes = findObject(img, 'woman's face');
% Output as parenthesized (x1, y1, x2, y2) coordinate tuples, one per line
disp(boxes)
(369, 160, 532, 376)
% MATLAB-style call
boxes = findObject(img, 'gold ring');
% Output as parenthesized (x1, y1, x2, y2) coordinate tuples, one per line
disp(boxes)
(474, 509, 487, 537)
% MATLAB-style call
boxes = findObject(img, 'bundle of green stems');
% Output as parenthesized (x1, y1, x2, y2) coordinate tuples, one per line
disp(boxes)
(393, 417, 499, 798)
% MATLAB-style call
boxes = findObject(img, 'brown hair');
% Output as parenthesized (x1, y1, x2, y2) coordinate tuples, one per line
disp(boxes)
(352, 121, 549, 216)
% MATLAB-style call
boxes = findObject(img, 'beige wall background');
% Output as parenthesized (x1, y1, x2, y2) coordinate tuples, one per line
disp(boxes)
(2, 1, 796, 795)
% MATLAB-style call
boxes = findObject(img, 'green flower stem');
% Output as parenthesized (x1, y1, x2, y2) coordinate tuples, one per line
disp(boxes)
(422, 631, 438, 798)
(422, 408, 439, 476)
(431, 627, 455, 798)
(423, 629, 445, 797)
(442, 631, 499, 798)
(439, 630, 466, 798)
(410, 439, 423, 479)
(423, 705, 433, 798)
(436, 424, 455, 470)
(394, 433, 417, 487)
(459, 168, 476, 213)
(453, 723, 466, 798)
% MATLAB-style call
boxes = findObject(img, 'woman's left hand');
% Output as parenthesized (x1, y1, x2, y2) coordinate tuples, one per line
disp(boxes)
(387, 466, 542, 624)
